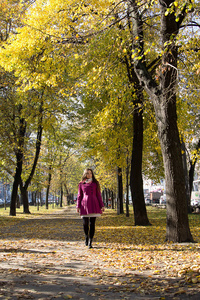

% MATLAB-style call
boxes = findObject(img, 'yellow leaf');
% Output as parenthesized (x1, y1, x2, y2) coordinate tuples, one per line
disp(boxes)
(64, 295, 73, 299)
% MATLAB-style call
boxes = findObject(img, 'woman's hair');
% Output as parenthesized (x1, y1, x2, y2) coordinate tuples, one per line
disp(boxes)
(81, 168, 100, 190)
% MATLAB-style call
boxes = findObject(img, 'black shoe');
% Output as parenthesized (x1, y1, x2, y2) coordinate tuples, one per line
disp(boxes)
(88, 239, 93, 249)
(85, 236, 88, 246)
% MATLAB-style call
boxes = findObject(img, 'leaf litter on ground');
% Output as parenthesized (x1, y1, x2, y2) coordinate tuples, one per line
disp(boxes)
(0, 205, 199, 299)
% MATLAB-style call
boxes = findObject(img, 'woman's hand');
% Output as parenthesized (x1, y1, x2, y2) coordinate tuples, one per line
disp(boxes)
(76, 208, 80, 214)
(101, 207, 105, 212)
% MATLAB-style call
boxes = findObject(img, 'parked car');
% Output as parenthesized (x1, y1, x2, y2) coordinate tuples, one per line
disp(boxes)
(145, 198, 151, 205)
(191, 199, 200, 207)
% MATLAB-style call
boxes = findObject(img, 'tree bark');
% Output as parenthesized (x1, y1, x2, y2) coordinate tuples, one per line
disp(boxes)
(20, 185, 30, 213)
(64, 183, 70, 205)
(126, 154, 130, 217)
(155, 98, 193, 241)
(60, 184, 63, 208)
(105, 188, 108, 208)
(130, 101, 151, 225)
(111, 190, 114, 209)
(45, 165, 52, 209)
(123, 15, 151, 224)
(10, 106, 26, 216)
(129, 0, 193, 242)
(102, 188, 105, 206)
(20, 100, 43, 214)
(117, 166, 124, 214)
(10, 156, 22, 216)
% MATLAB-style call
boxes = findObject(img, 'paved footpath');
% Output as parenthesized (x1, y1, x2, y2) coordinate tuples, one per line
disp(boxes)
(0, 206, 199, 300)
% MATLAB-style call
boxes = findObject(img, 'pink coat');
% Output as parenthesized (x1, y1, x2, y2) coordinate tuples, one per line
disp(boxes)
(77, 181, 104, 215)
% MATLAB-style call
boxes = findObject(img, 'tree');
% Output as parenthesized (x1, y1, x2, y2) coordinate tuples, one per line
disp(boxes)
(0, 0, 41, 215)
(70, 21, 154, 221)
(127, 0, 196, 242)
(123, 47, 151, 225)
(19, 95, 44, 213)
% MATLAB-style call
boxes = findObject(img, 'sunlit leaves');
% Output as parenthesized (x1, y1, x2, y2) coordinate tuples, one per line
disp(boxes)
(0, 0, 199, 201)
(0, 206, 199, 298)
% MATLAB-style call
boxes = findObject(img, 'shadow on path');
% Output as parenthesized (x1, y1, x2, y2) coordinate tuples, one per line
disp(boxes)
(0, 206, 199, 299)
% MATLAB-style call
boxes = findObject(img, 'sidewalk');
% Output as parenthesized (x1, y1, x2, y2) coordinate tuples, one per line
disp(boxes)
(0, 206, 199, 299)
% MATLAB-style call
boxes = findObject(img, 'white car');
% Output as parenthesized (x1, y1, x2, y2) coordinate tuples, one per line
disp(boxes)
(191, 199, 200, 206)
(145, 198, 151, 205)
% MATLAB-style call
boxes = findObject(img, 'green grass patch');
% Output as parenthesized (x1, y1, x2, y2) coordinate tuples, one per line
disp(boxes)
(0, 204, 65, 234)
(96, 206, 200, 245)
(0, 204, 199, 245)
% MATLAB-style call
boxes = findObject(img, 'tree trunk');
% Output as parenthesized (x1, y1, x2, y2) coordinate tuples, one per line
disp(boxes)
(126, 154, 130, 217)
(111, 190, 114, 209)
(64, 183, 70, 205)
(155, 98, 193, 241)
(130, 102, 151, 225)
(21, 100, 43, 213)
(45, 189, 49, 209)
(129, 0, 193, 242)
(189, 163, 195, 197)
(10, 169, 21, 216)
(60, 184, 63, 208)
(105, 188, 108, 208)
(10, 108, 26, 216)
(16, 194, 20, 208)
(37, 192, 40, 211)
(181, 141, 191, 213)
(20, 185, 30, 213)
(123, 25, 150, 224)
(157, 1, 193, 242)
(102, 189, 105, 206)
(46, 165, 52, 209)
(117, 166, 124, 214)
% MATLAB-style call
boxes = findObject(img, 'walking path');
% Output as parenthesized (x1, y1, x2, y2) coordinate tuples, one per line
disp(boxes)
(0, 206, 199, 299)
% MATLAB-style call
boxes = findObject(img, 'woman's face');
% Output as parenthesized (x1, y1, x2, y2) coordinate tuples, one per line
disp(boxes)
(86, 170, 92, 179)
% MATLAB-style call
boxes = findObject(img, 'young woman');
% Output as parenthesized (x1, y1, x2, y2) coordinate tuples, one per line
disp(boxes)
(76, 168, 105, 248)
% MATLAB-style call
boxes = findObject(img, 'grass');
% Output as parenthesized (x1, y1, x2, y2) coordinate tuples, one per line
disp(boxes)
(0, 204, 64, 234)
(96, 206, 200, 245)
(0, 204, 63, 217)
(0, 205, 199, 299)
(0, 204, 199, 245)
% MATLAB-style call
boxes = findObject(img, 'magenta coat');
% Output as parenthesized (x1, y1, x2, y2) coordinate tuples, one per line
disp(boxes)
(76, 181, 104, 215)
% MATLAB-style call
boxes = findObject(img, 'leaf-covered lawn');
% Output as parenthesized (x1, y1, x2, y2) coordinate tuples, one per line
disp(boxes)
(97, 207, 200, 244)
(0, 205, 199, 299)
